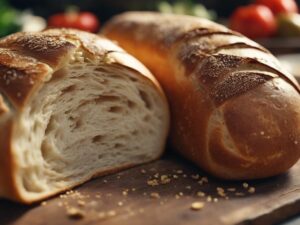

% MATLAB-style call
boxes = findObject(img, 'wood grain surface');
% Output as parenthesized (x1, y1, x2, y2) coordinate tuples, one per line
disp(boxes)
(1, 154, 300, 225)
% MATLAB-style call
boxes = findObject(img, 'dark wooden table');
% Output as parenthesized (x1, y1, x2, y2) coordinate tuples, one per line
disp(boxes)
(1, 154, 300, 225)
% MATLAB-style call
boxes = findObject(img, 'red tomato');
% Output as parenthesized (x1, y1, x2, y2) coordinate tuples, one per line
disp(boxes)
(230, 4, 277, 39)
(256, 0, 298, 15)
(48, 12, 100, 33)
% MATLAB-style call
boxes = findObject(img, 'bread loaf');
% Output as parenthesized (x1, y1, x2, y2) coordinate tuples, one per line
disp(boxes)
(0, 28, 169, 203)
(103, 12, 300, 179)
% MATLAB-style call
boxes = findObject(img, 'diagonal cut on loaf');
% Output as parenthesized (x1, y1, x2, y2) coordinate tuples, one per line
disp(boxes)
(0, 29, 169, 203)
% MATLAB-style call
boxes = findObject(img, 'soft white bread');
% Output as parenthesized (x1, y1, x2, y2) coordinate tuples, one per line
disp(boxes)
(103, 12, 300, 180)
(0, 29, 169, 203)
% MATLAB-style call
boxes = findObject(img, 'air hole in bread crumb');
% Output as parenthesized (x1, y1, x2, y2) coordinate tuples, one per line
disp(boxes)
(95, 67, 109, 73)
(68, 116, 75, 121)
(41, 140, 51, 160)
(45, 116, 57, 134)
(131, 130, 138, 136)
(61, 85, 76, 94)
(108, 106, 123, 113)
(129, 76, 138, 82)
(33, 122, 39, 132)
(95, 95, 120, 104)
(74, 119, 82, 129)
(92, 135, 103, 143)
(127, 100, 136, 109)
(114, 143, 124, 148)
(139, 90, 152, 110)
(143, 115, 151, 122)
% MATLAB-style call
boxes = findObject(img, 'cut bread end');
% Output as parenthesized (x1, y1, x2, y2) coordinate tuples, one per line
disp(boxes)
(10, 58, 169, 203)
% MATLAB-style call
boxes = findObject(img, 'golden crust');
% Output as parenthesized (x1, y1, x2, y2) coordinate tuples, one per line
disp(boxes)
(0, 49, 51, 109)
(103, 12, 300, 179)
(0, 32, 76, 68)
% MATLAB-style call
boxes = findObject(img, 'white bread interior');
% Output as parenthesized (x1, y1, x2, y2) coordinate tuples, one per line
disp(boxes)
(10, 51, 168, 202)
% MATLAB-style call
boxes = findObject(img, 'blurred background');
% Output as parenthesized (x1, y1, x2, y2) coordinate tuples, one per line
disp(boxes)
(1, 0, 300, 76)
(5, 0, 300, 19)
(1, 0, 300, 38)
(7, 0, 252, 20)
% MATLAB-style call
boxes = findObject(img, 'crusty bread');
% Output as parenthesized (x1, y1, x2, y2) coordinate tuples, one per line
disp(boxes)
(103, 12, 300, 180)
(0, 28, 169, 203)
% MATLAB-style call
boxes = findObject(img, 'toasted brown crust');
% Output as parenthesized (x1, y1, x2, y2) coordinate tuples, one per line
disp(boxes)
(103, 12, 300, 179)
(0, 28, 169, 203)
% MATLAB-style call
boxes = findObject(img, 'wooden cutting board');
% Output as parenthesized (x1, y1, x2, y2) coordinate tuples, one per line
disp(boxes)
(1, 154, 300, 225)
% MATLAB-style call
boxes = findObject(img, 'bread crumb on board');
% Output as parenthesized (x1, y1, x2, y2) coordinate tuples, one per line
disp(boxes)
(41, 201, 47, 206)
(160, 175, 171, 184)
(67, 207, 85, 219)
(150, 192, 160, 199)
(243, 182, 249, 189)
(37, 166, 258, 221)
(147, 179, 159, 186)
(248, 187, 256, 194)
(77, 200, 86, 207)
(197, 191, 206, 197)
(190, 202, 205, 211)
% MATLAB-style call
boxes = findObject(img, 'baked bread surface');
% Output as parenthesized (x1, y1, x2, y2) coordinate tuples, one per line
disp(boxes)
(103, 12, 300, 180)
(0, 28, 169, 203)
